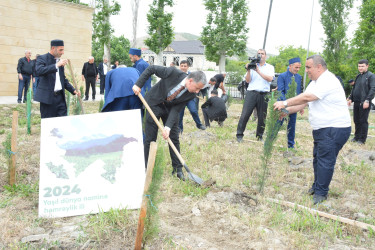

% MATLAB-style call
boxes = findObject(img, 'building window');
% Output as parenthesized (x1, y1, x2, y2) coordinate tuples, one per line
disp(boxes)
(163, 56, 167, 66)
(149, 56, 154, 65)
(187, 57, 193, 67)
(173, 56, 180, 66)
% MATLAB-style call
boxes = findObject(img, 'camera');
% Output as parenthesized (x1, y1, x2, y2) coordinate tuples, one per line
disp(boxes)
(245, 54, 261, 70)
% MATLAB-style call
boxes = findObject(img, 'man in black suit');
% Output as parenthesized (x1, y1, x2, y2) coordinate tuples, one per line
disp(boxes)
(201, 89, 227, 127)
(35, 39, 80, 118)
(98, 57, 108, 95)
(132, 65, 206, 180)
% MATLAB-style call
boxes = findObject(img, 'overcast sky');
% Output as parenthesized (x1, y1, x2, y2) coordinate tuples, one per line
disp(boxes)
(86, 0, 361, 55)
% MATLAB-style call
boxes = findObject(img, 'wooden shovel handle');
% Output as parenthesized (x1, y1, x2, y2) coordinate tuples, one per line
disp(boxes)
(137, 94, 186, 165)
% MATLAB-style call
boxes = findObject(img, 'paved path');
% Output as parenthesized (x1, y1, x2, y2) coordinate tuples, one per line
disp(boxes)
(0, 87, 103, 105)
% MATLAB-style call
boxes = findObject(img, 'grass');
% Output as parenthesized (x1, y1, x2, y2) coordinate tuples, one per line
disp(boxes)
(86, 207, 134, 243)
(143, 142, 165, 242)
(0, 98, 375, 248)
(3, 183, 39, 198)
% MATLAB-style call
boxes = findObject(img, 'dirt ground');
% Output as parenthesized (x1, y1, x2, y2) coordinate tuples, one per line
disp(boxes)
(0, 101, 375, 249)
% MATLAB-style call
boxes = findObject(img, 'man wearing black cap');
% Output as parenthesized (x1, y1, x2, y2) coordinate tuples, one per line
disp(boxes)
(35, 39, 80, 118)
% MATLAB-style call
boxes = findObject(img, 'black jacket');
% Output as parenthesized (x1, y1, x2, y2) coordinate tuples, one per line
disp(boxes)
(35, 53, 75, 105)
(201, 96, 227, 120)
(17, 57, 33, 75)
(98, 62, 107, 76)
(135, 65, 196, 128)
(82, 62, 98, 78)
(349, 71, 375, 103)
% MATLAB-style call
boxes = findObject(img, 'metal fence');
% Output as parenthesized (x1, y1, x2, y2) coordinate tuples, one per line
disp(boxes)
(226, 86, 244, 99)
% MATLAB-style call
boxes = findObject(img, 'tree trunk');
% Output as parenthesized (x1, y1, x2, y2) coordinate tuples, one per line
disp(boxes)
(156, 50, 163, 66)
(104, 43, 111, 67)
(131, 0, 140, 47)
(219, 53, 226, 73)
(103, 0, 111, 66)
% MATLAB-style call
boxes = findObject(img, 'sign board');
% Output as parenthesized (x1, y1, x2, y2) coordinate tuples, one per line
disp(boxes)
(38, 110, 145, 218)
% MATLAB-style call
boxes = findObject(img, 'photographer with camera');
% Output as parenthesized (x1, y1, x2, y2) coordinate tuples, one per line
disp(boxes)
(236, 49, 275, 142)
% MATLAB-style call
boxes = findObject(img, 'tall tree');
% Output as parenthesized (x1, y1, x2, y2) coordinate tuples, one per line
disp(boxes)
(319, 0, 353, 78)
(92, 35, 132, 66)
(352, 0, 375, 72)
(131, 0, 140, 47)
(200, 0, 249, 72)
(145, 0, 174, 65)
(92, 0, 121, 66)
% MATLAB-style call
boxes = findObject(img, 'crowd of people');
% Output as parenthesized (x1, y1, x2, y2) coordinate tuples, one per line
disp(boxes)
(17, 39, 375, 205)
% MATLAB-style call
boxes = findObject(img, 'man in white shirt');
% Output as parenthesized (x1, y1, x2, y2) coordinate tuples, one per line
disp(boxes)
(236, 49, 275, 142)
(274, 55, 351, 205)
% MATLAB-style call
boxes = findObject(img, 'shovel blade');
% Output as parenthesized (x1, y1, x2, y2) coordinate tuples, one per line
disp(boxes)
(187, 172, 204, 185)
(183, 163, 204, 185)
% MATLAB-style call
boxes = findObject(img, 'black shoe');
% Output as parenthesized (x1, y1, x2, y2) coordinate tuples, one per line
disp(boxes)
(237, 137, 243, 143)
(83, 98, 88, 101)
(17, 100, 21, 104)
(307, 188, 315, 195)
(23, 99, 26, 103)
(313, 194, 327, 205)
(198, 125, 206, 130)
(176, 171, 185, 181)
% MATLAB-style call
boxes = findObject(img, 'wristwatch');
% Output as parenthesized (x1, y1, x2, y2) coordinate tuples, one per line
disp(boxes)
(283, 100, 288, 107)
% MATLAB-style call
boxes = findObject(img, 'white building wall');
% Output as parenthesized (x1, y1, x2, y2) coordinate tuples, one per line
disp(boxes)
(142, 53, 218, 71)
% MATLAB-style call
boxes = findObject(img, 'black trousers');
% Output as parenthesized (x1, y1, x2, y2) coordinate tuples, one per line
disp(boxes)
(353, 102, 371, 143)
(99, 75, 106, 94)
(40, 91, 67, 118)
(236, 90, 268, 139)
(202, 108, 226, 127)
(144, 104, 182, 171)
(85, 76, 96, 99)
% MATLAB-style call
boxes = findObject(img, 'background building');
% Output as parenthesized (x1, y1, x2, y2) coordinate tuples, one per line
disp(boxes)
(142, 40, 218, 71)
(0, 0, 94, 96)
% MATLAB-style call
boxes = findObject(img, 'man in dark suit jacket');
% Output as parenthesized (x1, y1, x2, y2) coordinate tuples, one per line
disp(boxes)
(35, 39, 80, 118)
(201, 89, 227, 127)
(132, 65, 206, 180)
(98, 57, 109, 95)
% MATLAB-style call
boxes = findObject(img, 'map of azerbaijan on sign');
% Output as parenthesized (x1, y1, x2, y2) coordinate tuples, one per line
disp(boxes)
(39, 110, 145, 218)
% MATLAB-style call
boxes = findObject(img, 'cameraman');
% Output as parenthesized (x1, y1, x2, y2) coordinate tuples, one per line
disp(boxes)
(236, 49, 275, 142)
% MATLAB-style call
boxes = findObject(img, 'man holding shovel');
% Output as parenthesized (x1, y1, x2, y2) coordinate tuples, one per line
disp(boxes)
(132, 65, 206, 180)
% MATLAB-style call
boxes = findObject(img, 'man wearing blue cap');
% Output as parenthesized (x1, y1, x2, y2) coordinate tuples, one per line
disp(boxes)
(129, 48, 151, 96)
(277, 57, 303, 149)
(35, 39, 80, 118)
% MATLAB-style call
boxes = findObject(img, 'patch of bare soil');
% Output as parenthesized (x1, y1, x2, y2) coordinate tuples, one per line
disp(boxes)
(155, 190, 289, 249)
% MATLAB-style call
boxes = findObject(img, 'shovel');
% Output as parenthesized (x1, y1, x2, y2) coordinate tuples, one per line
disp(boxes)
(137, 94, 204, 185)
